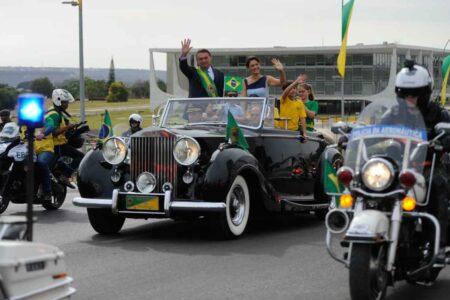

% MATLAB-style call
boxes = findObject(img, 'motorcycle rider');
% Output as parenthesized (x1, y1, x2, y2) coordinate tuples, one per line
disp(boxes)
(389, 60, 450, 263)
(0, 110, 12, 132)
(49, 89, 84, 189)
(122, 113, 143, 137)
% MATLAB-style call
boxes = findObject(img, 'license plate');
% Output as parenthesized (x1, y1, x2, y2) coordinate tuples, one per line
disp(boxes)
(125, 195, 159, 211)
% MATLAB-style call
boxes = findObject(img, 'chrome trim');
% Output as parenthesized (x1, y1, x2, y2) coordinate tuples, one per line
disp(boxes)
(171, 201, 226, 211)
(352, 188, 404, 198)
(9, 277, 75, 300)
(117, 210, 166, 216)
(404, 212, 441, 277)
(164, 187, 171, 215)
(325, 230, 349, 266)
(112, 189, 119, 214)
(130, 136, 177, 193)
(73, 197, 112, 208)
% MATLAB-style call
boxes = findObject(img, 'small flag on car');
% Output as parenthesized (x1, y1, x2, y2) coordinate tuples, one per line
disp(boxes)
(97, 109, 114, 147)
(224, 76, 243, 93)
(226, 111, 249, 151)
(323, 160, 344, 195)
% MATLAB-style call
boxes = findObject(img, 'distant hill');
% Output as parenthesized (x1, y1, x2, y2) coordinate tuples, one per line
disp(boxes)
(0, 67, 166, 88)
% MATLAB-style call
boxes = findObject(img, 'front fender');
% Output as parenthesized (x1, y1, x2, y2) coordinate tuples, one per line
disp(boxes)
(345, 210, 389, 242)
(77, 149, 117, 199)
(200, 147, 260, 202)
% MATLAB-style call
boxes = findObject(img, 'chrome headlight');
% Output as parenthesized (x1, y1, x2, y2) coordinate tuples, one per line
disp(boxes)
(173, 136, 200, 166)
(361, 158, 394, 191)
(136, 172, 156, 193)
(102, 137, 127, 165)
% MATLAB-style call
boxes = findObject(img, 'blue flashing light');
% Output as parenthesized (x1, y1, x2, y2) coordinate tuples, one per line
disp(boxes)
(18, 93, 45, 128)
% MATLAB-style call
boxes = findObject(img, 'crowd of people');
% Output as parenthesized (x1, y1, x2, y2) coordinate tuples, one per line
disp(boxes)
(178, 39, 319, 136)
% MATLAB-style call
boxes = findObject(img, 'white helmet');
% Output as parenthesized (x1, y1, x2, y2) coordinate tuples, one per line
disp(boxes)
(52, 89, 75, 106)
(395, 60, 433, 100)
(0, 122, 20, 141)
(129, 113, 142, 123)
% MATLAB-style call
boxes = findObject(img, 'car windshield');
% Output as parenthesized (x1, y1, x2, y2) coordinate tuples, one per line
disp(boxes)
(160, 97, 266, 128)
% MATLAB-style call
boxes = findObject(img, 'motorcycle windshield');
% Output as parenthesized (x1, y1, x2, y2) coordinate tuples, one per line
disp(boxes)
(344, 97, 428, 179)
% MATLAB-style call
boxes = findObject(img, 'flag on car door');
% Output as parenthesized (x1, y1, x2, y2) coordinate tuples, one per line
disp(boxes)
(226, 111, 249, 151)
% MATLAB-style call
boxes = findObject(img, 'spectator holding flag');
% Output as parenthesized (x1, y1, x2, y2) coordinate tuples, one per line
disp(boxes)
(242, 56, 286, 98)
(179, 38, 224, 98)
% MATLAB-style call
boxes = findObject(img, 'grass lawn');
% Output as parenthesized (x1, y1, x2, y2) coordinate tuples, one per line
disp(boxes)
(62, 98, 154, 131)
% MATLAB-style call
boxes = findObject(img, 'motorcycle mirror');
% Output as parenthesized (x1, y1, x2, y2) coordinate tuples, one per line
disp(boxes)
(331, 121, 352, 135)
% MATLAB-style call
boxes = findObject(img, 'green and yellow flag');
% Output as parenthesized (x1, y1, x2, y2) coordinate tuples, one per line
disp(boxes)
(323, 160, 344, 195)
(224, 76, 243, 93)
(441, 55, 450, 106)
(226, 111, 249, 151)
(97, 109, 114, 146)
(337, 0, 355, 78)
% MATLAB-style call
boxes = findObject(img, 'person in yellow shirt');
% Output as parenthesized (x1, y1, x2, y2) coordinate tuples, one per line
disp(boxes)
(274, 75, 307, 136)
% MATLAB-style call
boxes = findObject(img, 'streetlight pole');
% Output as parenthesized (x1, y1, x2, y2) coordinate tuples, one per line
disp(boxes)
(62, 0, 85, 122)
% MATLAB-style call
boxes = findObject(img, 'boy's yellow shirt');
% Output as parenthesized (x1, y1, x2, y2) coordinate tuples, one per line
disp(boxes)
(275, 96, 306, 131)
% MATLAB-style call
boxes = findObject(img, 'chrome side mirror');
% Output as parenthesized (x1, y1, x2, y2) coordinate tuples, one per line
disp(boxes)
(331, 121, 352, 135)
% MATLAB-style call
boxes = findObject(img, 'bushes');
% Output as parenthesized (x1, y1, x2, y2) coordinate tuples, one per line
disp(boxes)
(106, 81, 128, 102)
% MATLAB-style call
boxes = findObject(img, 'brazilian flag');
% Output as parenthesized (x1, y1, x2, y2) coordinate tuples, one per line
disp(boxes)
(97, 109, 114, 146)
(226, 111, 249, 151)
(224, 76, 243, 93)
(441, 55, 450, 106)
(323, 160, 344, 195)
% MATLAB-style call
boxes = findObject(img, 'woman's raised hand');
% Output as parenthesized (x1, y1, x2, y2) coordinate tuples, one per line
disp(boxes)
(271, 58, 284, 71)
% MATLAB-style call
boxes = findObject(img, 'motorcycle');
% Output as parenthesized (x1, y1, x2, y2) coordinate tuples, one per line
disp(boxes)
(0, 122, 85, 213)
(324, 98, 450, 299)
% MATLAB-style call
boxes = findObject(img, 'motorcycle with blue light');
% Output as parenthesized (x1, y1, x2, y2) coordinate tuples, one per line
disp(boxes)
(324, 98, 450, 299)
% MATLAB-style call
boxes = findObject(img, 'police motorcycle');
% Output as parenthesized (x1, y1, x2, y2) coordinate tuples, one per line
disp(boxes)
(0, 122, 68, 214)
(324, 97, 450, 299)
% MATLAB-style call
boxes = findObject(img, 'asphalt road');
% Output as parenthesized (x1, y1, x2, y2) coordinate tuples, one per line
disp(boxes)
(3, 190, 450, 300)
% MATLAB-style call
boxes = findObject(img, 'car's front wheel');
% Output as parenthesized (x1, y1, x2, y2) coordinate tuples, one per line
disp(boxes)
(216, 175, 250, 239)
(87, 208, 125, 234)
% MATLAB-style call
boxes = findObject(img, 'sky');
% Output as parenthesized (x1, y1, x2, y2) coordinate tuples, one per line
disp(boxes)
(1, 0, 449, 70)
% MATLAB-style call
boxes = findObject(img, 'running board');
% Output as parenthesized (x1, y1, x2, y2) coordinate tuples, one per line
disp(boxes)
(280, 198, 329, 211)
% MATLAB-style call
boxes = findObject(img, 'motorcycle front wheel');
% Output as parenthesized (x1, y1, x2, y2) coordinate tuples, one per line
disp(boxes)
(42, 183, 67, 210)
(349, 243, 388, 300)
(0, 195, 9, 214)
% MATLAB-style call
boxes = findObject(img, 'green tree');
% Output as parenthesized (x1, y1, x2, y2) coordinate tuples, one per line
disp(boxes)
(130, 80, 149, 98)
(85, 77, 108, 99)
(0, 84, 18, 110)
(60, 79, 79, 98)
(30, 77, 54, 97)
(106, 81, 128, 102)
(107, 57, 115, 89)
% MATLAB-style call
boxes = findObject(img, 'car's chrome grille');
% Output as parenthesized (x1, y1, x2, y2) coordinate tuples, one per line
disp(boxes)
(130, 136, 177, 193)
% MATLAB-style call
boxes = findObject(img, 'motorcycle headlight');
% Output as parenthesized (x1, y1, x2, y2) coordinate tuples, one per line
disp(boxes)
(136, 172, 157, 193)
(173, 136, 200, 166)
(102, 137, 127, 165)
(361, 158, 394, 191)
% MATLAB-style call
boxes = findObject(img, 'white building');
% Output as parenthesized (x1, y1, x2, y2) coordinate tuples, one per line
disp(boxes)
(149, 43, 450, 114)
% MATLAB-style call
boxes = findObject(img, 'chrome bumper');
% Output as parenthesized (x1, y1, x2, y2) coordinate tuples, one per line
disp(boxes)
(73, 188, 226, 215)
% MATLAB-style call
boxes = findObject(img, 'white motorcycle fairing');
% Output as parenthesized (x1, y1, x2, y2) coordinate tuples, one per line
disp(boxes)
(345, 210, 389, 243)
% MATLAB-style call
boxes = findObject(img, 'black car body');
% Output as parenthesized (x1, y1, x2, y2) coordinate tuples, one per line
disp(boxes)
(74, 97, 339, 238)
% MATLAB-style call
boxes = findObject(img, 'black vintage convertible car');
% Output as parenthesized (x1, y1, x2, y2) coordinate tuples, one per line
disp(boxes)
(73, 97, 341, 238)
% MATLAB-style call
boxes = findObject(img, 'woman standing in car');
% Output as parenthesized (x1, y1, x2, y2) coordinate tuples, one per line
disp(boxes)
(242, 56, 286, 98)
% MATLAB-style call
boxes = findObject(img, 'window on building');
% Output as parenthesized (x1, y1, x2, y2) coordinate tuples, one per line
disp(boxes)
(306, 55, 316, 66)
(295, 55, 306, 66)
(316, 55, 325, 65)
(352, 55, 362, 66)
(316, 68, 325, 80)
(353, 82, 362, 94)
(362, 68, 373, 81)
(362, 55, 373, 65)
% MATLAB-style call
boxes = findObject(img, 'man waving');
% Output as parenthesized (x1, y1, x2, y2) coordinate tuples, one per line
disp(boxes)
(179, 38, 224, 98)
